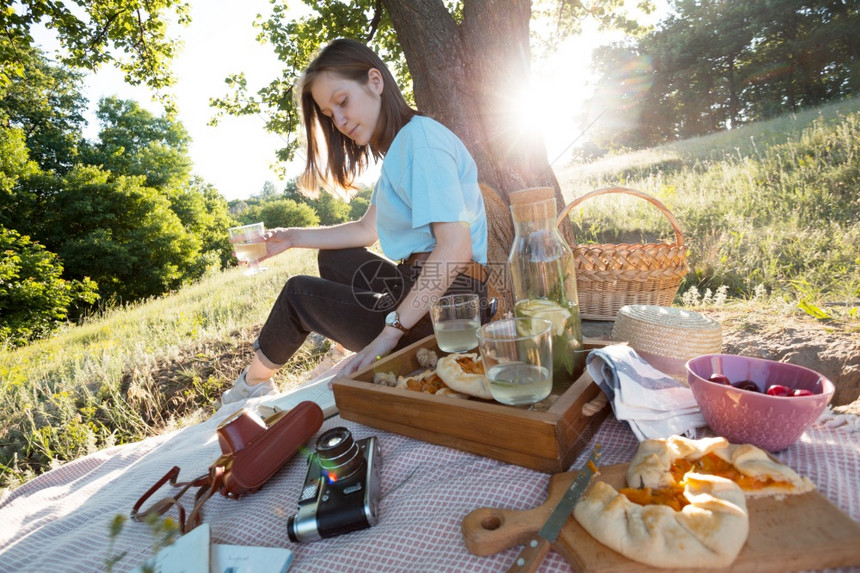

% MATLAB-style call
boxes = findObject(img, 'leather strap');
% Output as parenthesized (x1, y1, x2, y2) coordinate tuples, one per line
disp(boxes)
(186, 465, 224, 532)
(130, 465, 214, 533)
(403, 252, 490, 284)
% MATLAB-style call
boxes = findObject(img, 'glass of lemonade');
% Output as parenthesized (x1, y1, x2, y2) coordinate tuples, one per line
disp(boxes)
(430, 293, 480, 352)
(228, 222, 267, 275)
(476, 317, 553, 406)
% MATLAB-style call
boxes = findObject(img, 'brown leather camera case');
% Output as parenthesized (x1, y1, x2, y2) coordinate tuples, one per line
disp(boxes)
(221, 401, 323, 497)
(131, 400, 324, 531)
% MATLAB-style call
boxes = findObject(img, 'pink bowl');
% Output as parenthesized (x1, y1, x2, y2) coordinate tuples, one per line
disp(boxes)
(686, 354, 834, 451)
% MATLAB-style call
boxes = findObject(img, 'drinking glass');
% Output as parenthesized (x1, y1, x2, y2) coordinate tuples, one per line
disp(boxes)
(476, 317, 553, 406)
(430, 293, 481, 352)
(228, 222, 267, 275)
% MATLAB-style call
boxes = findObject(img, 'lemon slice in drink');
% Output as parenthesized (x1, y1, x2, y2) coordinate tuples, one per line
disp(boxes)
(517, 299, 571, 336)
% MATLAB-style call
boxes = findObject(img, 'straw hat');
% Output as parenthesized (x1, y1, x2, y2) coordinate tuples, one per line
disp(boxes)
(611, 305, 722, 384)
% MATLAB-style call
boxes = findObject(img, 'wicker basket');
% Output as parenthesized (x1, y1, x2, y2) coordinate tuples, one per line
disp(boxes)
(557, 187, 689, 321)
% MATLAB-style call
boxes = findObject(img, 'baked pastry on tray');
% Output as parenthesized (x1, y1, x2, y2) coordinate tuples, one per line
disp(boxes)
(434, 352, 493, 400)
(372, 350, 485, 400)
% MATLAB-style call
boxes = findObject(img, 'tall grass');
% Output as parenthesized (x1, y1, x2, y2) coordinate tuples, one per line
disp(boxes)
(557, 96, 860, 306)
(0, 250, 325, 489)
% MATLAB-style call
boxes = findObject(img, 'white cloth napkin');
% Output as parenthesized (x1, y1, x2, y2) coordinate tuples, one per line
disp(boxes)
(586, 344, 706, 441)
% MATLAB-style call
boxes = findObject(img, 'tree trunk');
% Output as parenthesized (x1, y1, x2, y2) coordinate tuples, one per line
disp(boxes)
(382, 0, 569, 315)
(727, 55, 737, 128)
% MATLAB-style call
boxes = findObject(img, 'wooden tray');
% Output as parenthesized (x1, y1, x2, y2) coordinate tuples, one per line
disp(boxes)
(462, 463, 860, 571)
(331, 335, 611, 473)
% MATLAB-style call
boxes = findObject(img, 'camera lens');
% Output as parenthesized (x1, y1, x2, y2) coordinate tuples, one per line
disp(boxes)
(315, 427, 365, 483)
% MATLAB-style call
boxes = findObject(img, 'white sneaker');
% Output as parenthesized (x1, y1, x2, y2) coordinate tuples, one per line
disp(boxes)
(221, 369, 279, 404)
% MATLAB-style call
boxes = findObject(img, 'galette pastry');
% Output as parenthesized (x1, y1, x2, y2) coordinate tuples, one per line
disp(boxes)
(434, 352, 493, 400)
(627, 435, 816, 498)
(395, 369, 447, 394)
(574, 472, 749, 569)
(373, 367, 470, 399)
(573, 436, 816, 569)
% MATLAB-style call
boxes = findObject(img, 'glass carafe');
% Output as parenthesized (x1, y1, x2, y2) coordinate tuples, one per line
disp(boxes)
(507, 187, 585, 392)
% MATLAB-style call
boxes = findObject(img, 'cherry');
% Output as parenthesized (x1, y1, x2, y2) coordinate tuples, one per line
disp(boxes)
(766, 384, 792, 397)
(708, 373, 731, 385)
(792, 389, 814, 397)
(732, 379, 760, 392)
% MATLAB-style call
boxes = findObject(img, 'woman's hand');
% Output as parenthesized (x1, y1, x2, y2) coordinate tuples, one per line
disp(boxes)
(339, 328, 403, 377)
(255, 208, 379, 259)
(261, 227, 296, 260)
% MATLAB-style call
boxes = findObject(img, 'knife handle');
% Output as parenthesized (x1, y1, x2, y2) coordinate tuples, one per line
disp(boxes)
(462, 505, 552, 556)
(507, 535, 551, 573)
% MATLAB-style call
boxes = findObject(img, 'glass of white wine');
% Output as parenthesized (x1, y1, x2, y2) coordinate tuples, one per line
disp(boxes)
(228, 222, 268, 275)
(430, 293, 481, 352)
(476, 317, 553, 406)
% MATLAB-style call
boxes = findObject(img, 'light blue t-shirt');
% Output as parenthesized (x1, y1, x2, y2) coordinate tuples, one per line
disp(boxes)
(371, 116, 488, 264)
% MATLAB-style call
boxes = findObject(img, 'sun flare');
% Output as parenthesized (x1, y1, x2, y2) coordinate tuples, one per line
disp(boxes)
(509, 35, 602, 165)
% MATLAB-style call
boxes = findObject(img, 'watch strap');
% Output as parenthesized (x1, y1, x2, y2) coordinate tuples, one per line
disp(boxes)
(386, 312, 409, 334)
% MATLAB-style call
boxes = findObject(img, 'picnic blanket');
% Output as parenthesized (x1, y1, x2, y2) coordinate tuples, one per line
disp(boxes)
(1, 381, 858, 572)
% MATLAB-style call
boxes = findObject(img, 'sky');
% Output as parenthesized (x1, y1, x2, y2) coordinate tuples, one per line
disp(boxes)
(71, 0, 292, 202)
(36, 2, 664, 202)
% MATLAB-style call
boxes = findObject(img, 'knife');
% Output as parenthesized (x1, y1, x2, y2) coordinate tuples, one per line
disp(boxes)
(507, 445, 602, 573)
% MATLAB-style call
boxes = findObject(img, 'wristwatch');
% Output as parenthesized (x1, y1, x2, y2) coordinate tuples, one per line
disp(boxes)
(384, 311, 409, 334)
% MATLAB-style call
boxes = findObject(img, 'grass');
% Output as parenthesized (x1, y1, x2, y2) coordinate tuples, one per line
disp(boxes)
(1, 97, 859, 492)
(557, 96, 860, 308)
(0, 250, 331, 489)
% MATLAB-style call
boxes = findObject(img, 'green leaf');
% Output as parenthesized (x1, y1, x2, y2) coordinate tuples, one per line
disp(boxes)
(797, 299, 831, 320)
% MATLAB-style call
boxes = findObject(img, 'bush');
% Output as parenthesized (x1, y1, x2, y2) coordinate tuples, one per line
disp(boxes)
(247, 198, 320, 228)
(0, 227, 98, 346)
(304, 191, 351, 225)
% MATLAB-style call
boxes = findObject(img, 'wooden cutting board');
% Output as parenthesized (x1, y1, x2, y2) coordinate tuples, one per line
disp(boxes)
(462, 464, 860, 572)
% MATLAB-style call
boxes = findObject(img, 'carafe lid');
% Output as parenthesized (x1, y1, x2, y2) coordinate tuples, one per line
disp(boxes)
(509, 186, 555, 206)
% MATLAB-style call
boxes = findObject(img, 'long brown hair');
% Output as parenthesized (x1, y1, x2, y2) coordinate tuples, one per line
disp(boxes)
(298, 38, 417, 191)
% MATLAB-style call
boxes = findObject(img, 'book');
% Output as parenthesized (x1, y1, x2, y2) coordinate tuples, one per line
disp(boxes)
(133, 522, 210, 573)
(210, 544, 293, 573)
(133, 523, 294, 573)
(257, 372, 339, 419)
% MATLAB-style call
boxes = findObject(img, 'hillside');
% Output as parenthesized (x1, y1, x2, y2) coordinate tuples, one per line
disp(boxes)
(556, 96, 860, 199)
(1, 99, 858, 489)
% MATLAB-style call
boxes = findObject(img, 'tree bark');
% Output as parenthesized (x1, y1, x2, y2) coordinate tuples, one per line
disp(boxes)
(382, 0, 569, 314)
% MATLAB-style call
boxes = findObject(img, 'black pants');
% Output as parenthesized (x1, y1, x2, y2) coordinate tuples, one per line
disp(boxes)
(254, 248, 489, 367)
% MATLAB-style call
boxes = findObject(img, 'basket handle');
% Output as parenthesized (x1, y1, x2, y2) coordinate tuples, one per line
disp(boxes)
(557, 187, 685, 248)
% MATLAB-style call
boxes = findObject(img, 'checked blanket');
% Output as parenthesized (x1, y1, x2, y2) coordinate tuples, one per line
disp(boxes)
(1, 377, 858, 572)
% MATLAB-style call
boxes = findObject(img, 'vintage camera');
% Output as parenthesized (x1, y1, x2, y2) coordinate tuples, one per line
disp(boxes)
(286, 427, 381, 542)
